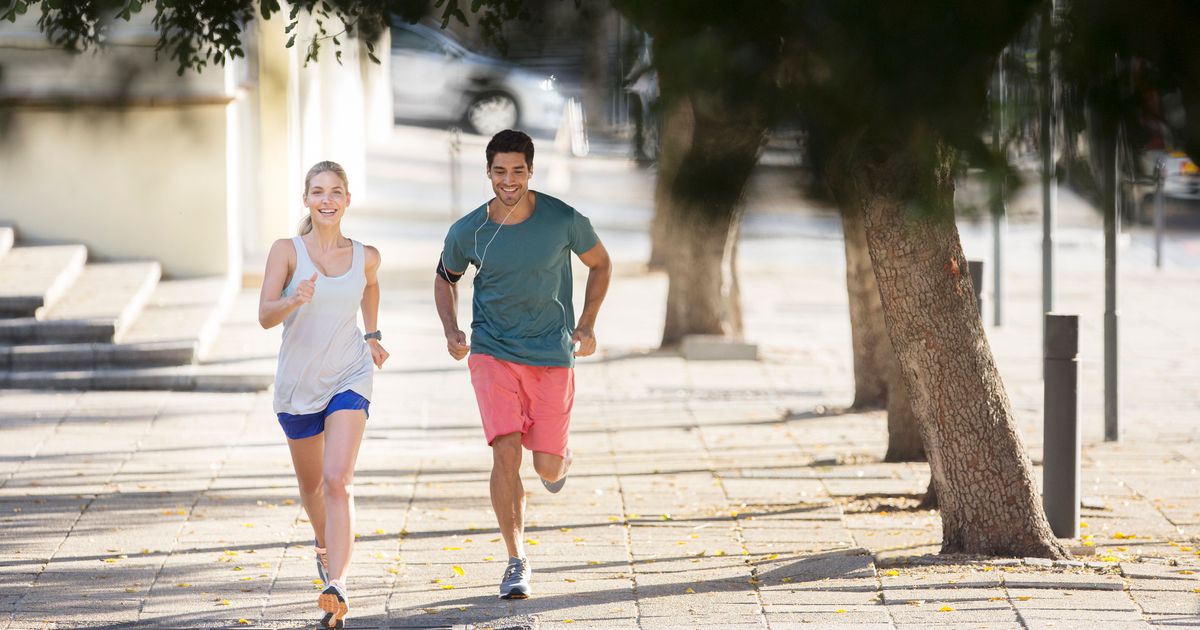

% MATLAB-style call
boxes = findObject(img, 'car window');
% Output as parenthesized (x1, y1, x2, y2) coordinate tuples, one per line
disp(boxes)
(392, 28, 445, 55)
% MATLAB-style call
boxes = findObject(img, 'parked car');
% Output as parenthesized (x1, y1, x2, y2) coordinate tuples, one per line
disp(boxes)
(1158, 151, 1200, 200)
(390, 22, 566, 137)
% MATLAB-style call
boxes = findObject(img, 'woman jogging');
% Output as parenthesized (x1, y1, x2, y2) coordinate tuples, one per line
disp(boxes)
(258, 161, 388, 629)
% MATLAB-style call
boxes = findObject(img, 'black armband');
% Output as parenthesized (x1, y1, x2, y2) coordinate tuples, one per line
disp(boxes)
(436, 258, 464, 284)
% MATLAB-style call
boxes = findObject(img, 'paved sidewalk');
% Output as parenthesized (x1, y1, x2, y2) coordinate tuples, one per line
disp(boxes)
(3, 195, 1200, 628)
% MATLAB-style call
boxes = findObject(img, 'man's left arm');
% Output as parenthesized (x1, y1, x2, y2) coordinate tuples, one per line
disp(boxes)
(570, 241, 612, 357)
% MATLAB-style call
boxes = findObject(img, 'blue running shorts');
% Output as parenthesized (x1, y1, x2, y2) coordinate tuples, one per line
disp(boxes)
(276, 390, 370, 440)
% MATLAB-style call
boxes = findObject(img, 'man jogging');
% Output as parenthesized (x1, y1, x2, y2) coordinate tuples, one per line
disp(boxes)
(434, 129, 612, 599)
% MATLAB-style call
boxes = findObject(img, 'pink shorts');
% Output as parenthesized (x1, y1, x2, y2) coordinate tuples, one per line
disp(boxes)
(467, 353, 574, 457)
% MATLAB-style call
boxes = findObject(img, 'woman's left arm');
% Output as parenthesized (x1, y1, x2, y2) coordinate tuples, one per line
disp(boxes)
(362, 245, 389, 369)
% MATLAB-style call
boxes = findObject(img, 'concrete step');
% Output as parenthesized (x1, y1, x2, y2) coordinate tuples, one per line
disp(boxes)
(0, 261, 161, 345)
(0, 244, 87, 318)
(0, 365, 272, 391)
(43, 261, 162, 337)
(0, 340, 196, 371)
(120, 276, 232, 359)
(0, 276, 234, 372)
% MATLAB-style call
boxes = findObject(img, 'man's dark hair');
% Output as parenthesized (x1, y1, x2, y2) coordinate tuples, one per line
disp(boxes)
(486, 129, 535, 169)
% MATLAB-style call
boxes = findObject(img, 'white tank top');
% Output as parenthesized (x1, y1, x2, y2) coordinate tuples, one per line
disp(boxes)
(273, 236, 373, 415)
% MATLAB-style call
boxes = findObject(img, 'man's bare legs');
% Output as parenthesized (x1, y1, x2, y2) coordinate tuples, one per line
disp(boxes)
(490, 432, 527, 559)
(532, 450, 570, 484)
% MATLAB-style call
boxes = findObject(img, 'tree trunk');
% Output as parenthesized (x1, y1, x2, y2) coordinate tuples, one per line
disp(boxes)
(883, 346, 924, 463)
(840, 202, 888, 409)
(849, 140, 1067, 558)
(836, 179, 925, 460)
(660, 98, 765, 347)
(648, 97, 695, 270)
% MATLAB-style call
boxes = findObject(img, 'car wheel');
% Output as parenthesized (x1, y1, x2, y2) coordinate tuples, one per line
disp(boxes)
(466, 93, 519, 136)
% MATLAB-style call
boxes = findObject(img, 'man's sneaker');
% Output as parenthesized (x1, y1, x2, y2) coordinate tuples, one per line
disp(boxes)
(499, 556, 531, 599)
(317, 581, 349, 628)
(314, 539, 330, 585)
(540, 448, 572, 494)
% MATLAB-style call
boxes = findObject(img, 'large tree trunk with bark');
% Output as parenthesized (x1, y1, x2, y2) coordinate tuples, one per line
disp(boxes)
(836, 178, 925, 461)
(648, 98, 695, 270)
(840, 201, 889, 409)
(659, 96, 765, 347)
(847, 139, 1067, 558)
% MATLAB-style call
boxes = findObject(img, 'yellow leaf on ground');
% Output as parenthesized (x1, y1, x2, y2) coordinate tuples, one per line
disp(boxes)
(748, 578, 761, 585)
(685, 587, 695, 594)
(463, 538, 473, 543)
(1101, 556, 1119, 562)
(989, 597, 1005, 601)
(561, 527, 572, 532)
(883, 569, 899, 577)
(452, 566, 465, 577)
(835, 609, 846, 613)
(588, 560, 601, 565)
(176, 583, 191, 588)
(242, 523, 254, 528)
(490, 537, 501, 543)
(939, 606, 954, 612)
(387, 568, 399, 575)
(573, 537, 585, 543)
(124, 588, 138, 594)
(374, 529, 386, 535)
(1180, 547, 1194, 552)
(525, 539, 540, 545)
(714, 550, 726, 557)
(1082, 541, 1096, 547)
(1179, 570, 1196, 575)
(1079, 520, 1089, 528)
(781, 577, 793, 583)
(223, 550, 238, 556)
(564, 578, 577, 583)
(764, 554, 779, 561)
(240, 577, 253, 582)
(312, 579, 324, 585)
(238, 620, 250, 625)
(440, 584, 455, 590)
(442, 547, 462, 551)
(1117, 547, 1128, 552)
(1192, 588, 1200, 593)
(282, 498, 295, 505)
(608, 516, 620, 522)
(219, 599, 230, 606)
(484, 556, 495, 561)
(562, 620, 574, 624)
(1017, 596, 1032, 601)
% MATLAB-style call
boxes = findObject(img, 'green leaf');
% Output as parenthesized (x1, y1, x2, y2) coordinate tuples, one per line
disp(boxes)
(472, 0, 483, 11)
(335, 49, 343, 65)
(285, 21, 297, 34)
(286, 34, 296, 48)
(365, 40, 374, 53)
(368, 52, 381, 64)
(332, 35, 340, 46)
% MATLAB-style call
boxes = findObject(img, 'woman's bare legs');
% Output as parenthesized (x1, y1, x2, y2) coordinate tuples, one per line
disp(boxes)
(287, 433, 328, 547)
(321, 409, 367, 584)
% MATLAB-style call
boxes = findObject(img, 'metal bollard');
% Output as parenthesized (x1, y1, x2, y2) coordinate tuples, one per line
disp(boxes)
(968, 260, 984, 319)
(1154, 158, 1165, 269)
(1043, 313, 1080, 538)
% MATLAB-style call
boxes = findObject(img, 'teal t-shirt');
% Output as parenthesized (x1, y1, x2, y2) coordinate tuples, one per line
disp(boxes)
(442, 192, 599, 367)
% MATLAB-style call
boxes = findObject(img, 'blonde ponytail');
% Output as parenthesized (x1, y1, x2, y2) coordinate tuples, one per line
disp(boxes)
(298, 215, 313, 236)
